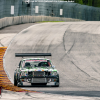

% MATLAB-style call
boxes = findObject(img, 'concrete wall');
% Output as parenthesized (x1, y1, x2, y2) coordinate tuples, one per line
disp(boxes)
(0, 16, 84, 29)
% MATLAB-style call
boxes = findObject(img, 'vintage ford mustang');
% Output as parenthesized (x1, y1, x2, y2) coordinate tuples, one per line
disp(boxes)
(14, 53, 59, 87)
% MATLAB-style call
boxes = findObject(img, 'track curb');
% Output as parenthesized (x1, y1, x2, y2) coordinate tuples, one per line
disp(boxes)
(0, 47, 37, 93)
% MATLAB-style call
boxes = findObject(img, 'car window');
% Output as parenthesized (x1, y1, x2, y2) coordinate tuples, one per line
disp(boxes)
(22, 59, 52, 68)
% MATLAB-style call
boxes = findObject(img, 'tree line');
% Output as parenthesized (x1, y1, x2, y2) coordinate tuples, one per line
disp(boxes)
(63, 0, 100, 7)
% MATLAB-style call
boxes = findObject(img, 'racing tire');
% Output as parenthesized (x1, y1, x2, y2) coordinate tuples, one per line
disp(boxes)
(14, 78, 17, 86)
(52, 82, 59, 87)
(14, 73, 17, 86)
(55, 84, 59, 87)
(55, 76, 59, 87)
(17, 74, 21, 87)
(17, 82, 23, 87)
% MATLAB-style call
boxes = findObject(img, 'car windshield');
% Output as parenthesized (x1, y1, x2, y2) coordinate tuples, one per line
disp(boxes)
(22, 59, 52, 68)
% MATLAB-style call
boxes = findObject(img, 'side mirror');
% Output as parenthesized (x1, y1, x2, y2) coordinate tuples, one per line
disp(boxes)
(17, 66, 19, 68)
(52, 65, 55, 68)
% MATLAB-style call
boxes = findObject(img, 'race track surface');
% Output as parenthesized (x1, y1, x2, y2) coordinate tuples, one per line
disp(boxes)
(4, 22, 100, 96)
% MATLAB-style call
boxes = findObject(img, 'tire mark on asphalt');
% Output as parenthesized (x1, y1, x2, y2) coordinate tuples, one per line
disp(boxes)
(71, 61, 90, 77)
(91, 65, 100, 76)
(60, 26, 72, 60)
(70, 60, 100, 82)
(91, 67, 98, 73)
(60, 39, 75, 61)
(60, 24, 100, 83)
(47, 39, 54, 53)
(41, 35, 52, 52)
(62, 29, 100, 82)
(0, 39, 4, 46)
(67, 40, 75, 54)
(63, 30, 67, 52)
(63, 24, 75, 53)
(62, 24, 73, 51)
(61, 30, 75, 60)
(34, 35, 48, 53)
(0, 36, 14, 47)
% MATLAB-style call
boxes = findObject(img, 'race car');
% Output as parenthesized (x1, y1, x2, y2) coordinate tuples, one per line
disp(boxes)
(14, 53, 59, 87)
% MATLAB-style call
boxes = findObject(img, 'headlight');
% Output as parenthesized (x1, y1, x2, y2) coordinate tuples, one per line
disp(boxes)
(51, 71, 58, 76)
(21, 71, 28, 76)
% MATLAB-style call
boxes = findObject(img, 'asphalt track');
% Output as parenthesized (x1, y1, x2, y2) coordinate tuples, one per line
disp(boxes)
(3, 22, 100, 97)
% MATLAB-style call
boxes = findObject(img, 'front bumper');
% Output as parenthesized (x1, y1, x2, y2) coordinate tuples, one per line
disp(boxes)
(20, 76, 59, 83)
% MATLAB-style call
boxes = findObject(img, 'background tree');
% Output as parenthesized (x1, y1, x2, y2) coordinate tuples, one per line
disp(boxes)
(87, 0, 93, 6)
(63, 0, 100, 7)
(75, 0, 83, 4)
(93, 0, 100, 7)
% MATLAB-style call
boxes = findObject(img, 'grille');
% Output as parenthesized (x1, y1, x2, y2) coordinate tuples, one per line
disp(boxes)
(28, 71, 32, 76)
(31, 78, 46, 83)
(45, 72, 50, 76)
(34, 71, 45, 76)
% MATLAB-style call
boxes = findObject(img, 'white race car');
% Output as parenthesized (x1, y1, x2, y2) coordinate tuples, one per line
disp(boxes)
(14, 53, 59, 87)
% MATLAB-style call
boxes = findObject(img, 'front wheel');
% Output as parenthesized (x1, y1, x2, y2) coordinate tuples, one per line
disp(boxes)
(55, 76, 60, 87)
(14, 73, 17, 86)
(14, 78, 17, 86)
(55, 82, 59, 87)
(17, 74, 23, 87)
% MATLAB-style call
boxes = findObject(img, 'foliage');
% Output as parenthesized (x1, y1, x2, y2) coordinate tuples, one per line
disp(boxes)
(75, 0, 83, 4)
(63, 0, 100, 7)
(93, 0, 100, 7)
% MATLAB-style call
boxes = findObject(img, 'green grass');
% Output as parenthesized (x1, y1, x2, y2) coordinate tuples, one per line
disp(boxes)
(38, 21, 64, 23)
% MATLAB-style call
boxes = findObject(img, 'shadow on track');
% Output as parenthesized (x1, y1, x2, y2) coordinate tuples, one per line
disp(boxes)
(42, 91, 100, 97)
(20, 85, 100, 97)
(20, 85, 57, 87)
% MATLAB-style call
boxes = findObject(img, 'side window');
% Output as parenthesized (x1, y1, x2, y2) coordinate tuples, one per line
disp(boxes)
(19, 61, 21, 68)
(22, 61, 25, 68)
(47, 60, 52, 67)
